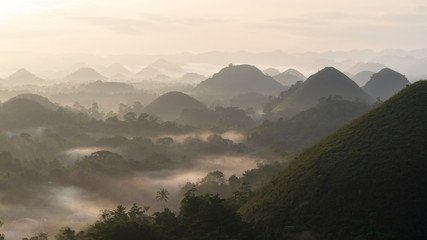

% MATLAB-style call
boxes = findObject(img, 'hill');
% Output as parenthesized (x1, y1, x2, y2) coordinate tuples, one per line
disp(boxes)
(273, 68, 306, 87)
(143, 91, 206, 121)
(135, 59, 185, 78)
(12, 93, 59, 111)
(263, 68, 281, 76)
(177, 73, 206, 83)
(4, 68, 45, 86)
(65, 68, 107, 82)
(241, 81, 427, 240)
(102, 63, 132, 77)
(352, 70, 375, 86)
(362, 68, 411, 101)
(0, 98, 56, 129)
(273, 67, 373, 118)
(229, 92, 269, 110)
(192, 64, 285, 102)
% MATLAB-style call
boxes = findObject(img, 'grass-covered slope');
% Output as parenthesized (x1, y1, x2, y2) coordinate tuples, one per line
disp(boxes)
(241, 81, 427, 240)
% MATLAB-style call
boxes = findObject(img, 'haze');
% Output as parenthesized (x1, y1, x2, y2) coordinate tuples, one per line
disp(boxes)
(1, 0, 427, 54)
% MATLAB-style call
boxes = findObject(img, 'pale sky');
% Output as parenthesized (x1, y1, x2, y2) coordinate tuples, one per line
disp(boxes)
(0, 0, 426, 54)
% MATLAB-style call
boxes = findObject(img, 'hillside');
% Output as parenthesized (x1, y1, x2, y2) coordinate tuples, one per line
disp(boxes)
(362, 68, 411, 101)
(144, 91, 206, 121)
(192, 64, 285, 102)
(273, 67, 373, 118)
(273, 68, 306, 87)
(352, 70, 375, 86)
(65, 68, 107, 82)
(135, 59, 185, 78)
(241, 81, 427, 240)
(250, 97, 372, 155)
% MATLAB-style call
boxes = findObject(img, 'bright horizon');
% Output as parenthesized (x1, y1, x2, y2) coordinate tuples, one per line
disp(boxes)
(0, 0, 426, 55)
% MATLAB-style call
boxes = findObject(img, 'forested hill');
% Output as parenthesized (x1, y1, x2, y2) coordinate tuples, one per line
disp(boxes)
(240, 81, 427, 240)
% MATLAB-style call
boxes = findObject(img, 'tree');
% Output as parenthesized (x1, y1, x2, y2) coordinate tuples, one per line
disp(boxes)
(156, 188, 170, 208)
(0, 220, 4, 240)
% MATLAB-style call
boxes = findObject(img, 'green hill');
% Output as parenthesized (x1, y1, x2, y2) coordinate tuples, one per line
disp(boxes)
(273, 67, 373, 118)
(12, 93, 59, 111)
(362, 68, 411, 101)
(5, 68, 45, 85)
(144, 91, 206, 121)
(273, 69, 307, 87)
(241, 81, 427, 239)
(192, 64, 285, 102)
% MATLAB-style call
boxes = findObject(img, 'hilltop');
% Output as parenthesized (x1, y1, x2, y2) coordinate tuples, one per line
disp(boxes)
(241, 81, 427, 239)
(143, 91, 206, 121)
(273, 67, 373, 118)
(363, 68, 411, 101)
(192, 64, 285, 102)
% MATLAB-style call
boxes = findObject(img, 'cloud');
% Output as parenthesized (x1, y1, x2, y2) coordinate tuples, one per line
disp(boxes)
(66, 15, 149, 34)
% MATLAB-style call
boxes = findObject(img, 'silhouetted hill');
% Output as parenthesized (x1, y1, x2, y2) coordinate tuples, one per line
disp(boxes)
(273, 67, 373, 118)
(250, 97, 372, 155)
(81, 80, 135, 93)
(144, 91, 206, 121)
(273, 68, 306, 87)
(135, 66, 162, 78)
(65, 68, 107, 82)
(4, 68, 45, 85)
(352, 70, 375, 86)
(241, 81, 427, 240)
(362, 68, 411, 101)
(192, 64, 285, 102)
(263, 68, 281, 76)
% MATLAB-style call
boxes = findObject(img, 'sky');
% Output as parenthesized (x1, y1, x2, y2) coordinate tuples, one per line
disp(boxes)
(0, 0, 426, 54)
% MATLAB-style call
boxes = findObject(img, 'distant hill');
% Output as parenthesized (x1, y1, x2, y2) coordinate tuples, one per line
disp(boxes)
(81, 80, 135, 93)
(177, 73, 206, 83)
(352, 70, 375, 86)
(4, 68, 45, 86)
(263, 68, 281, 76)
(347, 62, 387, 74)
(65, 68, 107, 82)
(102, 63, 132, 77)
(273, 68, 306, 87)
(192, 64, 285, 102)
(241, 81, 427, 240)
(273, 67, 373, 118)
(250, 97, 372, 155)
(143, 91, 206, 121)
(136, 59, 185, 78)
(362, 68, 411, 101)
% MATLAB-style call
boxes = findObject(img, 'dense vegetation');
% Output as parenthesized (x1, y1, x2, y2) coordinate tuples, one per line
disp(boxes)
(240, 81, 427, 240)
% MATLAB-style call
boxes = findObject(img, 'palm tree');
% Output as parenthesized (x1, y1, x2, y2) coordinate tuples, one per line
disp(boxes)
(156, 188, 170, 208)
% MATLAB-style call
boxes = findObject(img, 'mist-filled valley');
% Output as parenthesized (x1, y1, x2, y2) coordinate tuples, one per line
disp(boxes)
(0, 50, 426, 240)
